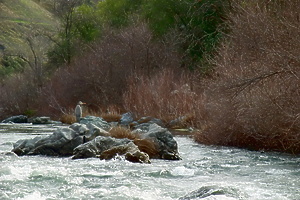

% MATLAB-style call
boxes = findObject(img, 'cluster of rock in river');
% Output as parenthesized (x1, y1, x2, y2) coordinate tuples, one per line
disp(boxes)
(8, 115, 181, 164)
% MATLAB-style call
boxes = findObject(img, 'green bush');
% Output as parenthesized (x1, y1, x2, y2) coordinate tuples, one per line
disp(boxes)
(141, 0, 230, 70)
(96, 0, 143, 28)
(73, 4, 101, 42)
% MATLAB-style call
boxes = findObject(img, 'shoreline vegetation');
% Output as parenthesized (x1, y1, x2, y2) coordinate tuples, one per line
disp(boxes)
(0, 0, 299, 154)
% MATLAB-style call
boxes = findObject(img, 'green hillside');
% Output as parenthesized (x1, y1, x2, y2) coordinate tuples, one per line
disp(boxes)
(0, 0, 58, 60)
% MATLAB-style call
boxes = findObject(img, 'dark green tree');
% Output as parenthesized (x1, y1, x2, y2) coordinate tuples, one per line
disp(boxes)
(141, 0, 230, 71)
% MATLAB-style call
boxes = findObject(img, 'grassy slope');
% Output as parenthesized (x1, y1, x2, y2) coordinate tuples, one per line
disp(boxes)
(0, 0, 58, 57)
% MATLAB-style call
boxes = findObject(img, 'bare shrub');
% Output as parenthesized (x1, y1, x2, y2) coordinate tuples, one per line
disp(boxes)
(40, 22, 180, 118)
(123, 67, 206, 125)
(0, 72, 41, 119)
(194, 0, 300, 153)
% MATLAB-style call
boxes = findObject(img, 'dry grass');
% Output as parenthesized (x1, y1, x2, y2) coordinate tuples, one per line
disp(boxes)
(107, 126, 160, 158)
(99, 105, 122, 122)
(109, 126, 139, 140)
(60, 113, 76, 124)
(101, 112, 122, 123)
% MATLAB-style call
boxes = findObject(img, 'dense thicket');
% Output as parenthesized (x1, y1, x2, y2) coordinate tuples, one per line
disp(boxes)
(0, 0, 299, 154)
(193, 0, 300, 153)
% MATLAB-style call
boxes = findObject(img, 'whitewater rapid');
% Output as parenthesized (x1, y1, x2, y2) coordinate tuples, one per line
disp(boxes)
(0, 123, 299, 200)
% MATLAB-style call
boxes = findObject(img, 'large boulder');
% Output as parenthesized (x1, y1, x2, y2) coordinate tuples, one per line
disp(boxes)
(1, 115, 28, 123)
(80, 116, 110, 131)
(100, 142, 151, 164)
(72, 136, 131, 159)
(10, 115, 181, 163)
(73, 136, 150, 163)
(140, 123, 181, 160)
(69, 123, 109, 142)
(12, 127, 84, 156)
(69, 123, 89, 135)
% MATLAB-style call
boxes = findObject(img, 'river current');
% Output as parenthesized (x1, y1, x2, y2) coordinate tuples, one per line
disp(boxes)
(0, 123, 299, 200)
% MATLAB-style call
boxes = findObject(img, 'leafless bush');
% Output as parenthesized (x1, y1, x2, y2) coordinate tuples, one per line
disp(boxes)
(123, 68, 206, 125)
(194, 0, 300, 153)
(40, 22, 180, 118)
(0, 72, 41, 118)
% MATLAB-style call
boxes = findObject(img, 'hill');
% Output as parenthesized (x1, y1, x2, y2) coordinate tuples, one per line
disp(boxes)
(0, 0, 59, 63)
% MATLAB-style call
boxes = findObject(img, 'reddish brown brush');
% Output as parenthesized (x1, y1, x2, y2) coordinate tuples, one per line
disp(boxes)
(123, 68, 205, 126)
(194, 0, 300, 154)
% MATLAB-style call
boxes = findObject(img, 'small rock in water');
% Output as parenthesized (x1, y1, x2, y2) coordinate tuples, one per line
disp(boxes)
(178, 185, 241, 200)
(1, 115, 28, 123)
(28, 116, 51, 124)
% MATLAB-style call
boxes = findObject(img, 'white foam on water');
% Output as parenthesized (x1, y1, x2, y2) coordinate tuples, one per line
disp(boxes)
(170, 166, 195, 176)
(16, 191, 46, 200)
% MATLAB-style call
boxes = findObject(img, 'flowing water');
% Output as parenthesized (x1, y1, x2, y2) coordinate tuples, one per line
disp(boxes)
(0, 123, 299, 200)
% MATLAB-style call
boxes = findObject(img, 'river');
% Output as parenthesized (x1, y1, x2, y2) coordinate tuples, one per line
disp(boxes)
(0, 123, 299, 200)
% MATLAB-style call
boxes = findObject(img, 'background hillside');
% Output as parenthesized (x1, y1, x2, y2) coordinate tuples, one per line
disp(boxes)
(0, 0, 58, 75)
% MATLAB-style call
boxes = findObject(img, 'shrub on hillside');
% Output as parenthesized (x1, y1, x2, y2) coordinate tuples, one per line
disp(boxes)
(41, 23, 180, 117)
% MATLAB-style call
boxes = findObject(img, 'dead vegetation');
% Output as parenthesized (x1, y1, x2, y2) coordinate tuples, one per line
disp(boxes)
(109, 126, 138, 140)
(194, 0, 300, 153)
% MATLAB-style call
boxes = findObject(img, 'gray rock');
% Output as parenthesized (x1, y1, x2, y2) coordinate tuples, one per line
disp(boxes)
(69, 123, 109, 142)
(72, 136, 132, 159)
(148, 118, 165, 127)
(137, 116, 165, 127)
(120, 112, 134, 126)
(12, 136, 45, 156)
(80, 116, 110, 131)
(100, 142, 151, 164)
(2, 115, 28, 123)
(69, 123, 89, 135)
(178, 186, 241, 200)
(12, 127, 84, 156)
(132, 123, 152, 134)
(10, 115, 181, 162)
(141, 123, 181, 160)
(28, 116, 51, 124)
